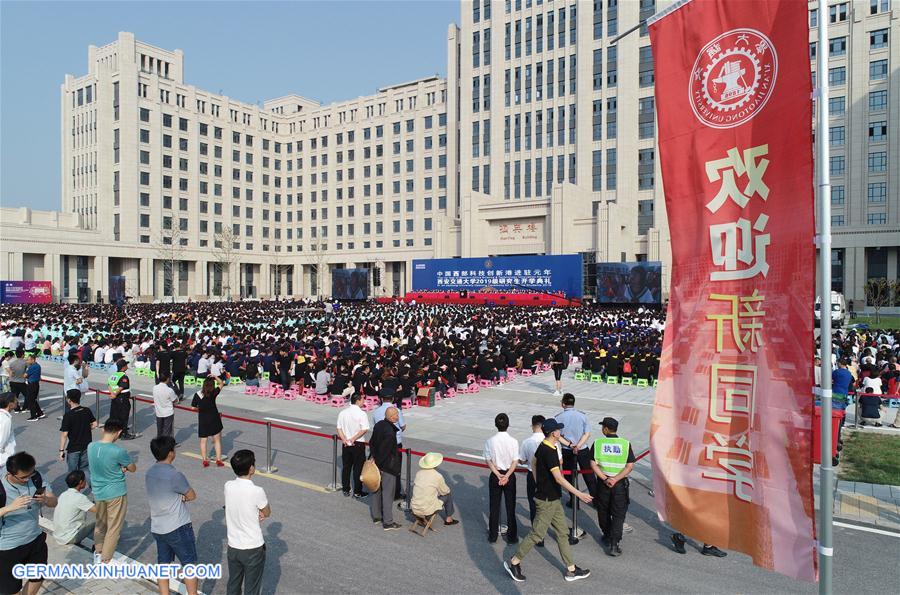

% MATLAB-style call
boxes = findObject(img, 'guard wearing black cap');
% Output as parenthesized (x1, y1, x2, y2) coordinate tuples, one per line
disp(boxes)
(589, 416, 634, 556)
(107, 359, 135, 440)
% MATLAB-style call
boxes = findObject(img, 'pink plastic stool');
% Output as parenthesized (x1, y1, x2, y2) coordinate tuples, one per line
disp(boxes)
(244, 386, 258, 395)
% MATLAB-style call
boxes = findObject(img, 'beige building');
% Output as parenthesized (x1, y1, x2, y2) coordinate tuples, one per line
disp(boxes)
(1, 1, 898, 307)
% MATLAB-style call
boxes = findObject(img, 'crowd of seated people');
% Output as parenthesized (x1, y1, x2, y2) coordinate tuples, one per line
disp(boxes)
(0, 300, 666, 400)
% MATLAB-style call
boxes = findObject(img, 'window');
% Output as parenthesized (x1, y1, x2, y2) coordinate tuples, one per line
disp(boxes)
(592, 150, 602, 191)
(868, 151, 887, 172)
(638, 149, 654, 190)
(829, 67, 846, 86)
(638, 46, 654, 87)
(869, 121, 887, 142)
(140, 108, 150, 122)
(867, 212, 887, 225)
(832, 185, 845, 205)
(870, 59, 888, 81)
(870, 29, 889, 50)
(829, 126, 845, 147)
(869, 90, 888, 111)
(829, 155, 845, 175)
(831, 214, 844, 226)
(592, 100, 602, 141)
(140, 129, 150, 143)
(829, 96, 846, 116)
(606, 148, 617, 190)
(829, 37, 847, 57)
(607, 46, 617, 88)
(829, 3, 848, 23)
(868, 182, 887, 203)
(870, 0, 890, 14)
(810, 8, 818, 28)
(638, 97, 655, 139)
(606, 97, 617, 139)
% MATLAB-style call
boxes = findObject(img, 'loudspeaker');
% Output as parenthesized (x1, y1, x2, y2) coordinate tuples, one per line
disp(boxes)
(96, 290, 102, 303)
(373, 266, 381, 287)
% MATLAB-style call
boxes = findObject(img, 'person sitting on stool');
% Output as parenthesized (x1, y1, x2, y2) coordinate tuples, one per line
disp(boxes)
(589, 416, 634, 556)
(410, 452, 458, 526)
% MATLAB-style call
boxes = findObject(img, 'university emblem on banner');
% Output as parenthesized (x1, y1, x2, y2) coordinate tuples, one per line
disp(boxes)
(690, 29, 778, 129)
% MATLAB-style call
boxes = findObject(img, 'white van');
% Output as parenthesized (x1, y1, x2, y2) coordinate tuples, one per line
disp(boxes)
(815, 291, 847, 327)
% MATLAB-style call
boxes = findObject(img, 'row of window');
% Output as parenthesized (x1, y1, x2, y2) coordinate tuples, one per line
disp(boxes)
(140, 108, 447, 151)
(813, 61, 889, 88)
(809, 29, 889, 59)
(140, 236, 435, 252)
(811, 0, 891, 27)
(829, 124, 889, 147)
(832, 213, 888, 227)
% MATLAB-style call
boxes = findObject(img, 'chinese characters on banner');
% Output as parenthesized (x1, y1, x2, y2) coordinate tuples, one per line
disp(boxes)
(495, 219, 542, 243)
(649, 0, 816, 582)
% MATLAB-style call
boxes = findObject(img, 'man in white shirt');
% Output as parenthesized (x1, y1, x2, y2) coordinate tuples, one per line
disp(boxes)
(0, 393, 18, 466)
(52, 470, 96, 545)
(152, 372, 178, 438)
(224, 449, 271, 595)
(336, 394, 370, 498)
(196, 354, 211, 378)
(484, 412, 519, 544)
(94, 344, 106, 364)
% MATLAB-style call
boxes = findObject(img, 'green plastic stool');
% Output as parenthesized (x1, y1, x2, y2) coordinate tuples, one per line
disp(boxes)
(262, 372, 270, 381)
(230, 376, 242, 385)
(621, 377, 633, 386)
(574, 371, 587, 381)
(184, 376, 197, 386)
(606, 376, 619, 385)
(652, 379, 659, 387)
(636, 378, 649, 387)
(589, 373, 603, 383)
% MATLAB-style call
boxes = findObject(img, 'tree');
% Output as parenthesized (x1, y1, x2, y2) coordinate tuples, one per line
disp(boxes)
(212, 228, 239, 300)
(153, 226, 186, 303)
(863, 278, 897, 324)
(269, 248, 285, 299)
(309, 243, 328, 298)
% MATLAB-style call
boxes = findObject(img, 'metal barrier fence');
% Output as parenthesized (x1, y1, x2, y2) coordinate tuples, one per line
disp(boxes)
(39, 375, 651, 539)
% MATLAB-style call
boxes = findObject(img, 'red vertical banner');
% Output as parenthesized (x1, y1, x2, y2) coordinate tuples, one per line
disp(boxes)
(649, 0, 816, 582)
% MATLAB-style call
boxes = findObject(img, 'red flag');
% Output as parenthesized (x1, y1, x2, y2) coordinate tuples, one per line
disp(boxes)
(649, 0, 816, 582)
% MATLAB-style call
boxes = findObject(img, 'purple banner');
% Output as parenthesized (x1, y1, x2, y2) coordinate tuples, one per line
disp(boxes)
(1, 281, 53, 304)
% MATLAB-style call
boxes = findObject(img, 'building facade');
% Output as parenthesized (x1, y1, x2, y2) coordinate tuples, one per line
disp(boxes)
(1, 1, 898, 308)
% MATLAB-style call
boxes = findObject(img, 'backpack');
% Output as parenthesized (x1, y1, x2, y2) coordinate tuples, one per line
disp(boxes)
(623, 361, 633, 374)
(0, 469, 43, 509)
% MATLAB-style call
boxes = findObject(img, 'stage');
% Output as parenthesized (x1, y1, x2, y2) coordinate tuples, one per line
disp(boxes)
(375, 292, 581, 306)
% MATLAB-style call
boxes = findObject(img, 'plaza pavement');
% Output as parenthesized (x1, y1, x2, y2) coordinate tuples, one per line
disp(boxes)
(11, 362, 899, 594)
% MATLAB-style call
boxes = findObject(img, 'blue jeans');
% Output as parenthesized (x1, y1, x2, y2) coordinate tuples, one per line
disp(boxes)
(66, 449, 90, 490)
(153, 522, 198, 565)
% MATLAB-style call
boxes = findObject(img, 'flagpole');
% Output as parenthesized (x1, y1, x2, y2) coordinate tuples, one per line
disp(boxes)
(816, 5, 834, 594)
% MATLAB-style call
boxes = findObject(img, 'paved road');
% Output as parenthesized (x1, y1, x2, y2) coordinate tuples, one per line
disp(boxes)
(14, 369, 898, 594)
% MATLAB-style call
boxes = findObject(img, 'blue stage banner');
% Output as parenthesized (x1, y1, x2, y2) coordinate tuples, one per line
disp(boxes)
(412, 255, 583, 298)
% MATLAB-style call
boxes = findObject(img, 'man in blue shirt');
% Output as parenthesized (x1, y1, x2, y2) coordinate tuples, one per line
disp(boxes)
(554, 394, 598, 507)
(0, 452, 58, 595)
(24, 353, 45, 421)
(831, 359, 854, 411)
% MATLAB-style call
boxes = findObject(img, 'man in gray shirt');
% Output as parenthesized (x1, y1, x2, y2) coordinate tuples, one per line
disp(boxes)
(7, 349, 28, 412)
(146, 436, 198, 595)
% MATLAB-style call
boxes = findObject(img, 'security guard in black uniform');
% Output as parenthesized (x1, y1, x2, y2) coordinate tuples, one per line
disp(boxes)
(590, 417, 635, 556)
(107, 359, 136, 440)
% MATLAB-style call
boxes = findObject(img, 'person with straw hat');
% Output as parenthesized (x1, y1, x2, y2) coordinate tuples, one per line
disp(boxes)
(410, 452, 458, 526)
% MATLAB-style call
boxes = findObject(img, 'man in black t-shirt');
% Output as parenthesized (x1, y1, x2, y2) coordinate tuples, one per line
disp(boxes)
(59, 389, 98, 486)
(170, 343, 188, 400)
(504, 419, 592, 584)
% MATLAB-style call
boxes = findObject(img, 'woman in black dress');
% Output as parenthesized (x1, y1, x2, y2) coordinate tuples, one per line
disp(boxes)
(192, 376, 225, 467)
